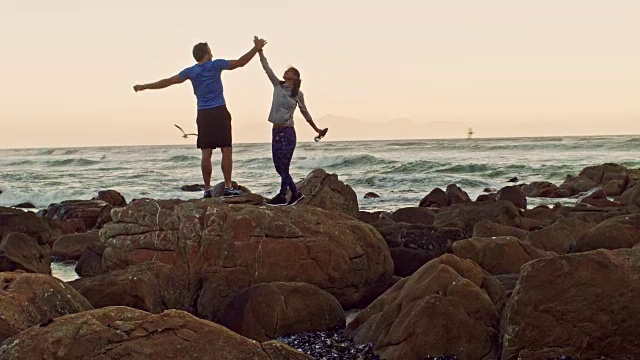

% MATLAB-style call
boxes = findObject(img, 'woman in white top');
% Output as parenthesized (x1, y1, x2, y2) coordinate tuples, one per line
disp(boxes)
(258, 49, 327, 206)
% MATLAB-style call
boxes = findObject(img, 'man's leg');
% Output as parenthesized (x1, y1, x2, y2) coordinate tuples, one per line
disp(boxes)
(220, 147, 233, 189)
(201, 148, 213, 190)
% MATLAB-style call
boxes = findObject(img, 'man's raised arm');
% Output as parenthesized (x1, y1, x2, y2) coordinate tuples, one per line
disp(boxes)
(226, 37, 267, 70)
(133, 75, 186, 92)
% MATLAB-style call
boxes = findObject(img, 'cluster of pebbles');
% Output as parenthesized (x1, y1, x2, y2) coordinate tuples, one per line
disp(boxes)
(278, 329, 458, 360)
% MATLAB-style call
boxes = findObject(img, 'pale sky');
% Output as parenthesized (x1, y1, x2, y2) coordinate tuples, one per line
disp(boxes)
(1, 0, 639, 148)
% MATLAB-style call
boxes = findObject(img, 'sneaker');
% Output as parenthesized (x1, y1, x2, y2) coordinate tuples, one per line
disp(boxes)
(203, 189, 213, 199)
(266, 193, 287, 206)
(223, 187, 243, 197)
(287, 192, 305, 205)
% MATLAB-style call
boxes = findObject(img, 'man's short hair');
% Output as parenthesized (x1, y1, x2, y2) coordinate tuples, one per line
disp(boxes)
(192, 42, 210, 62)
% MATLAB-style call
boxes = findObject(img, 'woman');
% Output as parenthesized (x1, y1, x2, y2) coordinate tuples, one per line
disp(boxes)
(258, 49, 328, 206)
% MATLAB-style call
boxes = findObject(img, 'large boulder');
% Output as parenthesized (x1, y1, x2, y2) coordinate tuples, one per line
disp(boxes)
(0, 206, 58, 245)
(502, 248, 640, 360)
(83, 198, 392, 320)
(75, 242, 106, 277)
(433, 200, 523, 234)
(69, 262, 190, 314)
(92, 190, 127, 207)
(419, 187, 448, 208)
(0, 232, 51, 274)
(472, 219, 530, 240)
(291, 169, 359, 217)
(376, 223, 467, 277)
(451, 236, 551, 275)
(345, 254, 504, 360)
(0, 307, 311, 360)
(219, 282, 345, 342)
(44, 200, 112, 230)
(579, 163, 629, 188)
(525, 218, 593, 254)
(0, 272, 93, 341)
(577, 187, 622, 208)
(389, 207, 436, 225)
(574, 214, 640, 252)
(51, 229, 100, 261)
(496, 185, 527, 210)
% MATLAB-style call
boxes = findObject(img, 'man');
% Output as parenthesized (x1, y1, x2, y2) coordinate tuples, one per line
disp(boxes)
(133, 37, 267, 198)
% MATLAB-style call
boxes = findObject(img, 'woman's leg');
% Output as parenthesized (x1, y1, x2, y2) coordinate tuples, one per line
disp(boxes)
(273, 127, 297, 196)
(282, 128, 298, 194)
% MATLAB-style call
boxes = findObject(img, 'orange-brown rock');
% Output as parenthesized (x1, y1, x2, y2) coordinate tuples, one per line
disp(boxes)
(0, 207, 58, 245)
(502, 248, 640, 360)
(579, 163, 629, 188)
(290, 169, 359, 217)
(44, 200, 112, 230)
(521, 181, 570, 198)
(574, 214, 640, 252)
(389, 207, 436, 225)
(69, 262, 190, 314)
(376, 223, 468, 276)
(559, 175, 599, 196)
(0, 232, 51, 274)
(211, 181, 252, 198)
(433, 200, 523, 234)
(497, 185, 527, 209)
(621, 181, 640, 210)
(92, 190, 127, 207)
(0, 307, 311, 360)
(0, 272, 93, 341)
(577, 187, 622, 208)
(446, 184, 471, 205)
(451, 236, 551, 275)
(472, 219, 530, 240)
(82, 198, 392, 320)
(345, 254, 504, 360)
(525, 218, 593, 254)
(219, 282, 345, 342)
(51, 229, 100, 261)
(419, 187, 449, 208)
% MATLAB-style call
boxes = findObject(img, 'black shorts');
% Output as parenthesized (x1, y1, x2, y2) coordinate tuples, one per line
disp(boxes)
(196, 105, 232, 149)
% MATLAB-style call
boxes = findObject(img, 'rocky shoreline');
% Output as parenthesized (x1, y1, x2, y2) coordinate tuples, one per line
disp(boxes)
(0, 163, 639, 359)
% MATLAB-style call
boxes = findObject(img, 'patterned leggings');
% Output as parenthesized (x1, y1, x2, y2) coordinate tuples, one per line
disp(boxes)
(272, 126, 299, 196)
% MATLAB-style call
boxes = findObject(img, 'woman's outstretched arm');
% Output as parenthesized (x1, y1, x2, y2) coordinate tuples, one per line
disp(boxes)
(297, 92, 322, 133)
(258, 50, 280, 85)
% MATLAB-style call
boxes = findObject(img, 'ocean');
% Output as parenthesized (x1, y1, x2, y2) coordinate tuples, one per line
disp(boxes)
(1, 135, 639, 212)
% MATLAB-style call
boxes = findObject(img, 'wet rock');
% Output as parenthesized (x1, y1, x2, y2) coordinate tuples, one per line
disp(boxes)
(0, 306, 310, 359)
(75, 242, 105, 277)
(476, 193, 497, 202)
(219, 282, 345, 342)
(346, 254, 503, 360)
(181, 184, 205, 192)
(621, 181, 640, 210)
(364, 192, 380, 199)
(579, 163, 629, 188)
(452, 236, 552, 275)
(356, 211, 382, 225)
(51, 229, 99, 261)
(389, 207, 436, 225)
(577, 187, 622, 208)
(69, 262, 190, 314)
(419, 187, 448, 208)
(376, 223, 467, 277)
(502, 248, 640, 360)
(433, 200, 523, 234)
(574, 214, 640, 252)
(559, 175, 599, 196)
(0, 272, 93, 341)
(496, 185, 527, 209)
(0, 232, 51, 274)
(279, 329, 381, 360)
(291, 169, 359, 217)
(92, 190, 127, 207)
(525, 218, 593, 254)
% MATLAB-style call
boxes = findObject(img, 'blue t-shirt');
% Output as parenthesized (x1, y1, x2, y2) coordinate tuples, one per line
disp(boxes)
(179, 59, 230, 110)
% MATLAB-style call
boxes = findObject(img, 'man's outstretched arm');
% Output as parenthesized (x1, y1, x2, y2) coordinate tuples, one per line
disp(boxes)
(134, 75, 186, 92)
(226, 37, 267, 70)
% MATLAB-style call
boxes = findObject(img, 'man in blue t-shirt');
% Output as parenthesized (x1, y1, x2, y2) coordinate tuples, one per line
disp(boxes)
(134, 37, 267, 198)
